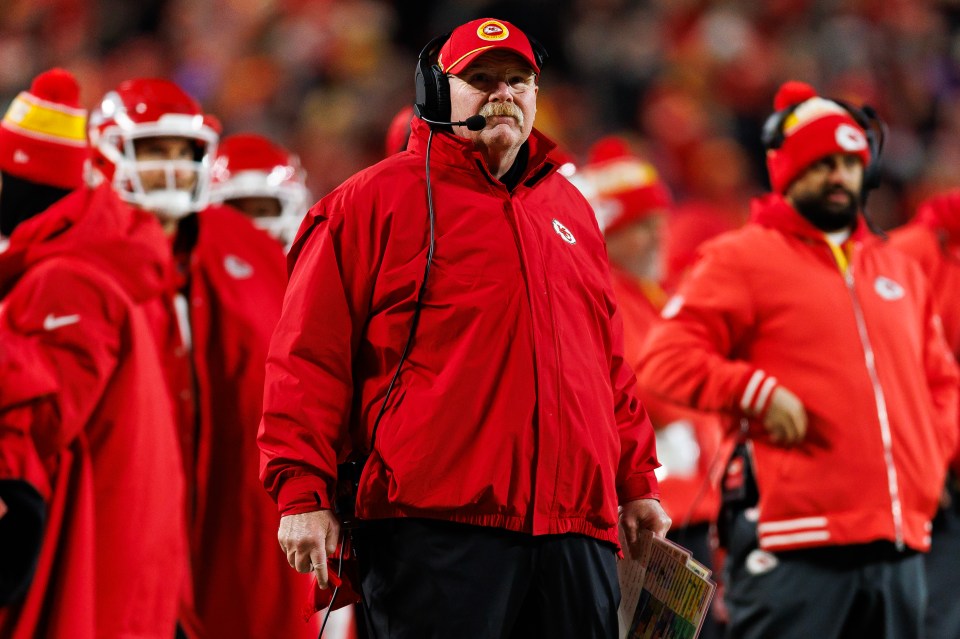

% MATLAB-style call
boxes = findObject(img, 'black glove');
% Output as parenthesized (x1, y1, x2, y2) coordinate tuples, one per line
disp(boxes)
(0, 479, 46, 606)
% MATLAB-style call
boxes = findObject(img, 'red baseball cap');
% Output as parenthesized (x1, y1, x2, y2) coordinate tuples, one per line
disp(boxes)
(437, 18, 540, 75)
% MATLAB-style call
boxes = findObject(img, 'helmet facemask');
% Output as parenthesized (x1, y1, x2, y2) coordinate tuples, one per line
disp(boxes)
(88, 84, 221, 220)
(216, 171, 308, 248)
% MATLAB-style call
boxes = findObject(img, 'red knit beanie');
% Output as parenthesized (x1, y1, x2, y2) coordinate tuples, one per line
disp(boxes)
(765, 81, 871, 194)
(0, 68, 89, 189)
(580, 136, 672, 235)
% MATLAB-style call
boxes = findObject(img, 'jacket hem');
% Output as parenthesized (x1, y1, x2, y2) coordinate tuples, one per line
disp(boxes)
(357, 505, 620, 547)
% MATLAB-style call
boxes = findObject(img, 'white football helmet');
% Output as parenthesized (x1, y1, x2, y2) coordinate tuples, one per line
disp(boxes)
(209, 133, 310, 248)
(88, 78, 221, 219)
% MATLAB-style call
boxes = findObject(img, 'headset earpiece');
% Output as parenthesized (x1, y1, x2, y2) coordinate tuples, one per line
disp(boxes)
(760, 104, 797, 151)
(835, 100, 885, 192)
(526, 34, 549, 70)
(415, 34, 452, 126)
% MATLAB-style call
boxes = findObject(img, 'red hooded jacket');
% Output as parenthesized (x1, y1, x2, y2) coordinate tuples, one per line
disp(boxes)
(259, 119, 661, 547)
(889, 191, 960, 475)
(637, 194, 959, 552)
(0, 184, 189, 638)
(172, 205, 316, 639)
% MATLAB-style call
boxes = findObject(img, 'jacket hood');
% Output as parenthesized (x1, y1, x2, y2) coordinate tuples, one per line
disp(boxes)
(749, 193, 870, 243)
(406, 117, 561, 187)
(0, 183, 173, 302)
(914, 189, 960, 245)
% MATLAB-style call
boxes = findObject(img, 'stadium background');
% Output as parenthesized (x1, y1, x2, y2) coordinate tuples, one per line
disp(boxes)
(3, 0, 960, 230)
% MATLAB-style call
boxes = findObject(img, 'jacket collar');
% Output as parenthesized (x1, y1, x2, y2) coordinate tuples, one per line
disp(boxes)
(406, 117, 561, 190)
(749, 193, 869, 244)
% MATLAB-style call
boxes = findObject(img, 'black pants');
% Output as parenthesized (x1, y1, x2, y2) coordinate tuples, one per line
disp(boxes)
(355, 518, 620, 639)
(925, 478, 960, 639)
(724, 510, 926, 639)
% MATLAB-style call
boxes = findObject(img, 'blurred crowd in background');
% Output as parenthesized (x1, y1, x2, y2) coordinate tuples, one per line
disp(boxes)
(6, 0, 960, 231)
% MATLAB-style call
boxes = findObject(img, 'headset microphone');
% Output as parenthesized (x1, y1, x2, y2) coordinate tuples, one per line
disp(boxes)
(417, 113, 487, 131)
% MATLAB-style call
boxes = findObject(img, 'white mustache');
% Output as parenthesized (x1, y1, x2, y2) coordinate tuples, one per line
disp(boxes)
(479, 103, 524, 128)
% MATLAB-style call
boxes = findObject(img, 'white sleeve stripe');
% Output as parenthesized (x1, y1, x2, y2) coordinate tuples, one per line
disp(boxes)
(757, 516, 828, 533)
(754, 376, 778, 414)
(740, 370, 766, 413)
(760, 530, 831, 548)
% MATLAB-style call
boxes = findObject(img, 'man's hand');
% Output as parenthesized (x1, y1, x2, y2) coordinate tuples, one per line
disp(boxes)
(0, 496, 6, 520)
(620, 498, 671, 558)
(763, 386, 808, 446)
(278, 509, 341, 589)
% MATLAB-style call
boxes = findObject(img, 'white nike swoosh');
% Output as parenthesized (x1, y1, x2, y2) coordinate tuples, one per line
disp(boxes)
(43, 313, 81, 331)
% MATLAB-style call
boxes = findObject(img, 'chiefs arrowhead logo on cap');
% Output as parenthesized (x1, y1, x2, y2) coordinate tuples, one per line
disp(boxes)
(477, 20, 509, 41)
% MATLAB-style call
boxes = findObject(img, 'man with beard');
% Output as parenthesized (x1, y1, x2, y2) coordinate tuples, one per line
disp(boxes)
(634, 81, 959, 639)
(260, 17, 670, 638)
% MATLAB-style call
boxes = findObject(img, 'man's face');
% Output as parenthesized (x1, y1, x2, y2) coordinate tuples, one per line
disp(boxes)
(605, 213, 666, 281)
(227, 196, 282, 220)
(785, 153, 864, 231)
(133, 136, 199, 192)
(448, 51, 538, 155)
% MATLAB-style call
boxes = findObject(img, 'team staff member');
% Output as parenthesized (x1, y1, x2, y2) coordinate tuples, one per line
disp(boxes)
(576, 136, 724, 639)
(260, 17, 670, 638)
(0, 70, 189, 639)
(636, 81, 959, 639)
(888, 191, 960, 639)
(88, 79, 316, 639)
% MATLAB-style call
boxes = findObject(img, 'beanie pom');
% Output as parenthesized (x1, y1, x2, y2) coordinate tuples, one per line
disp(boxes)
(773, 81, 817, 112)
(29, 68, 81, 108)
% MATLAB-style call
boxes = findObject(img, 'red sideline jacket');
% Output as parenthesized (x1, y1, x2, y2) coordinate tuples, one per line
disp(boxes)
(259, 118, 661, 547)
(169, 206, 316, 639)
(637, 194, 959, 553)
(889, 191, 960, 476)
(0, 184, 188, 638)
(609, 266, 722, 527)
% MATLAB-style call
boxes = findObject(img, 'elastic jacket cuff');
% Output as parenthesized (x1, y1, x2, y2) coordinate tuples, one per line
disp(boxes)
(618, 469, 661, 505)
(277, 474, 332, 516)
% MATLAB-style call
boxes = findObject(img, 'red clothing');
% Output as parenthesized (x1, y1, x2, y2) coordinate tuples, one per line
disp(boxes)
(260, 118, 661, 547)
(662, 199, 746, 293)
(609, 266, 722, 526)
(889, 191, 960, 475)
(637, 194, 959, 553)
(0, 184, 188, 638)
(177, 205, 316, 639)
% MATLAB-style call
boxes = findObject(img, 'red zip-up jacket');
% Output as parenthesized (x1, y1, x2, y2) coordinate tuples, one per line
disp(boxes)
(259, 119, 661, 547)
(168, 206, 316, 639)
(889, 192, 960, 476)
(0, 184, 189, 638)
(637, 194, 959, 552)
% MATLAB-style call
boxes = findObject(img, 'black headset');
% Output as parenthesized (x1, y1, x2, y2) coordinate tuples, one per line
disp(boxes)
(761, 97, 887, 194)
(413, 28, 549, 128)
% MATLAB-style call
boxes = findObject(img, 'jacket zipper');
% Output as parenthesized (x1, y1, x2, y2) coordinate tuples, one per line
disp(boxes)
(845, 266, 905, 550)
